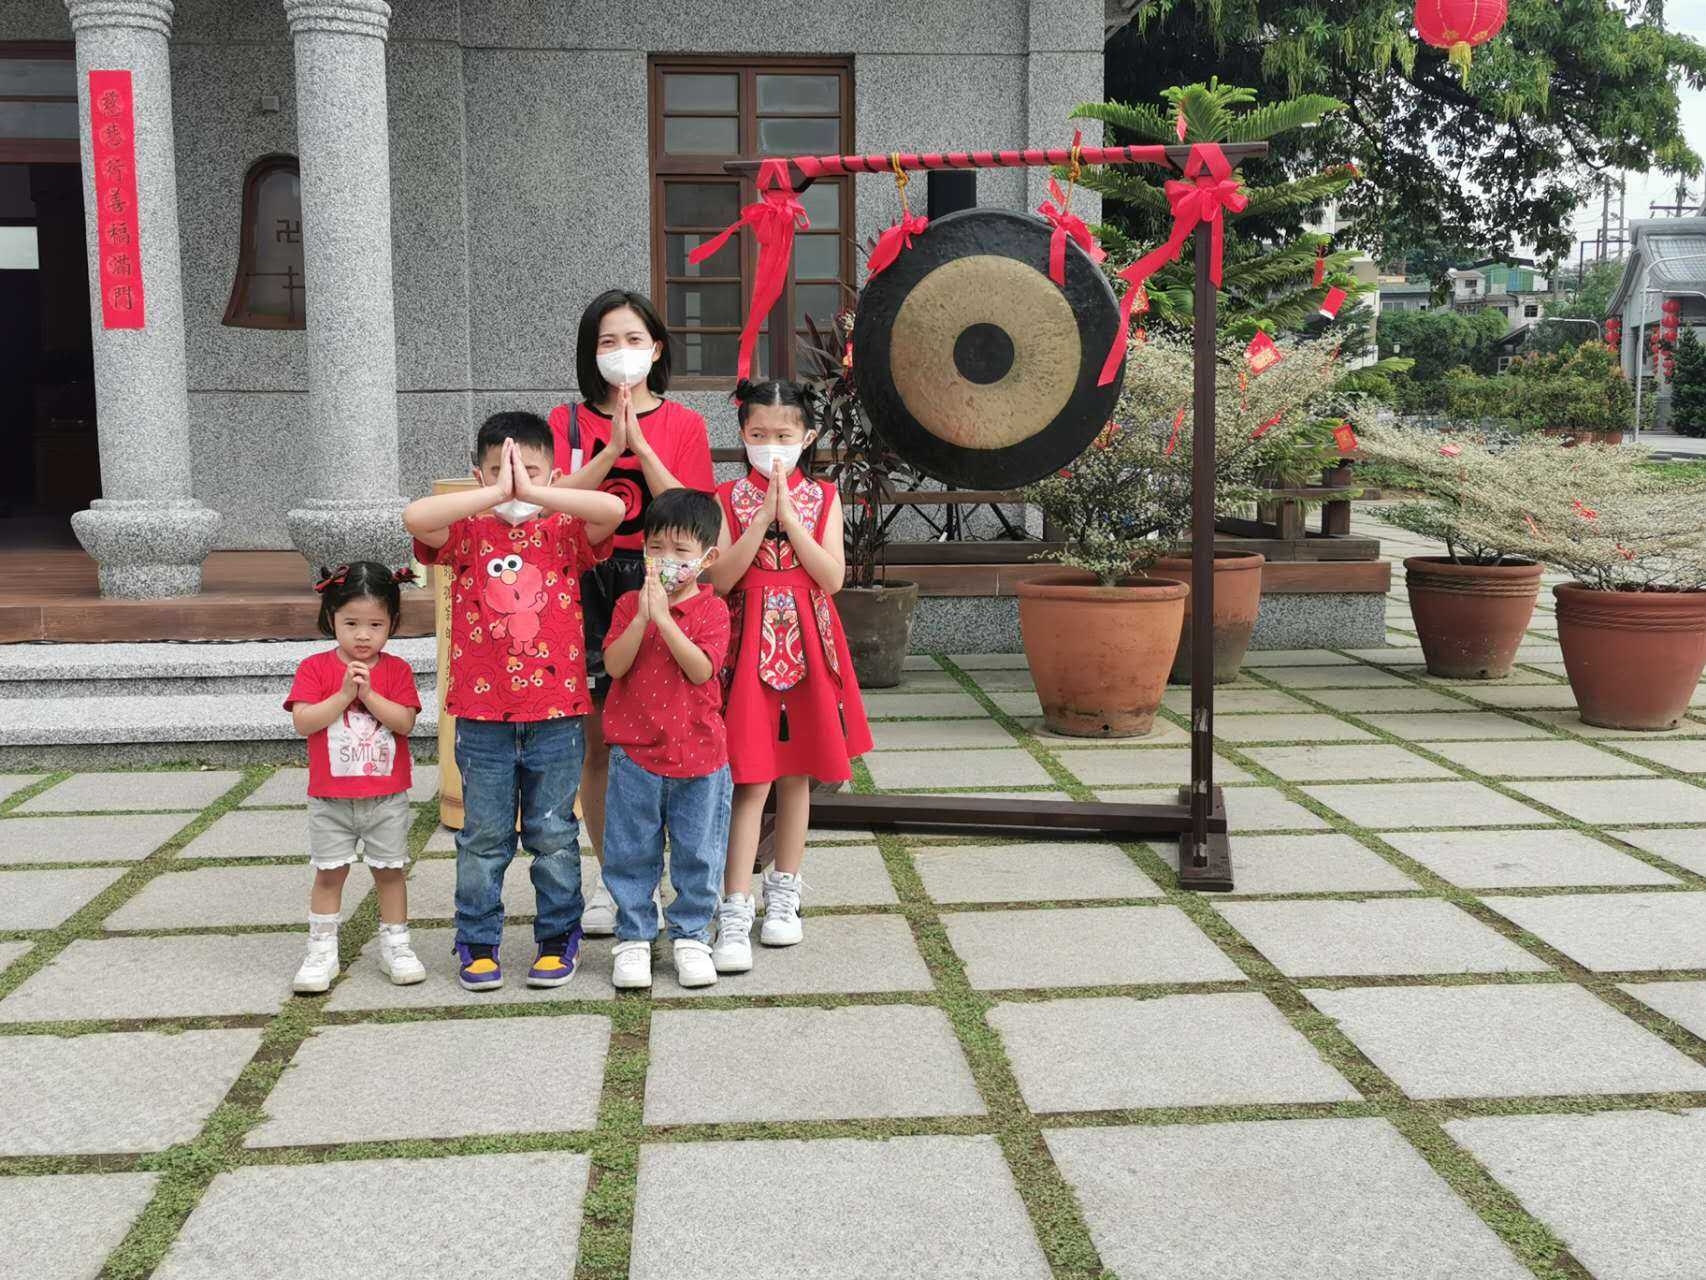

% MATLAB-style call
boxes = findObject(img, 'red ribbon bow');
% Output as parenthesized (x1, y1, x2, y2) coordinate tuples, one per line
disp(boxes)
(866, 212, 929, 279)
(687, 158, 809, 381)
(1038, 178, 1105, 287)
(313, 565, 350, 594)
(1100, 144, 1246, 385)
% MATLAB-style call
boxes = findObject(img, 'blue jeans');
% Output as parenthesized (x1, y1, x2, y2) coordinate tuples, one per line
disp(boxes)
(603, 747, 731, 944)
(453, 716, 586, 946)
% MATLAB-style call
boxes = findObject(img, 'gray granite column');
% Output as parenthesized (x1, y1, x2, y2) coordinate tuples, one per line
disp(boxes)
(66, 0, 220, 597)
(283, 0, 409, 571)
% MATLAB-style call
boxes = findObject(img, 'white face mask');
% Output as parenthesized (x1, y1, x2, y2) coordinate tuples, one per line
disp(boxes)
(492, 499, 543, 526)
(597, 347, 654, 388)
(746, 442, 804, 475)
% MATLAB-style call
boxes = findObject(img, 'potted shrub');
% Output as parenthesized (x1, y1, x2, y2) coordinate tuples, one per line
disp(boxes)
(801, 309, 918, 689)
(1358, 424, 1544, 679)
(1019, 420, 1191, 736)
(1494, 453, 1706, 730)
(1507, 344, 1634, 445)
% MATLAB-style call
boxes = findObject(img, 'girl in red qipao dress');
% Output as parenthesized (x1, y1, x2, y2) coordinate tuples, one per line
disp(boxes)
(706, 379, 872, 974)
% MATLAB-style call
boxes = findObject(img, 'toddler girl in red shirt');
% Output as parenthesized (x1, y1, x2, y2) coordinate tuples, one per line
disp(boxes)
(284, 563, 425, 994)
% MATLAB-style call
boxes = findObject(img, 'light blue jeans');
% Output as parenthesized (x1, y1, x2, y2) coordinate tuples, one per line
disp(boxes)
(602, 747, 732, 944)
(453, 716, 585, 945)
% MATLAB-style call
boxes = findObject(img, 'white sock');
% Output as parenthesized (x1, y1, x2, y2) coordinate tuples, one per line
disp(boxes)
(308, 911, 340, 941)
(378, 921, 410, 940)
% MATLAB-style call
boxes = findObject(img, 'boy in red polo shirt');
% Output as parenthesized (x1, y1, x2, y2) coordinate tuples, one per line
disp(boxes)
(599, 489, 731, 989)
(404, 411, 624, 992)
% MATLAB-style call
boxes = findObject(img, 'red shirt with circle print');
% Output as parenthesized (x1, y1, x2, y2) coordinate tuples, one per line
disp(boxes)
(601, 584, 731, 778)
(284, 649, 421, 799)
(547, 400, 716, 551)
(413, 512, 611, 722)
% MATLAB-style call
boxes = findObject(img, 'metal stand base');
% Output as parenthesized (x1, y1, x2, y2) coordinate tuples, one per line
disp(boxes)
(1174, 786, 1234, 892)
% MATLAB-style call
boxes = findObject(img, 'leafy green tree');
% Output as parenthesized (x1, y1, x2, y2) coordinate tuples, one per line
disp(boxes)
(1073, 80, 1368, 337)
(1378, 308, 1509, 383)
(1670, 327, 1706, 439)
(1105, 0, 1706, 264)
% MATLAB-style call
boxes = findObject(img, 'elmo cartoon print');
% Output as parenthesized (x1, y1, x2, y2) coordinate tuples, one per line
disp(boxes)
(483, 552, 547, 656)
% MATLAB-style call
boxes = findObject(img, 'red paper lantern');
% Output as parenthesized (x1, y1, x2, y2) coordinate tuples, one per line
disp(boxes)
(1604, 317, 1622, 347)
(1416, 0, 1509, 81)
(1663, 297, 1683, 315)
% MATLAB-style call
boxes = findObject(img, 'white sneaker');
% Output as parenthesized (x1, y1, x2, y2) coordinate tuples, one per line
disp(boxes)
(673, 939, 718, 988)
(292, 935, 339, 994)
(611, 939, 653, 989)
(760, 870, 804, 947)
(377, 927, 427, 986)
(712, 894, 755, 973)
(583, 876, 616, 936)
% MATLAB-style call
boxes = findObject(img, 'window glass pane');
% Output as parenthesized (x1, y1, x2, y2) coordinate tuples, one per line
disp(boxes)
(0, 100, 78, 140)
(756, 74, 838, 114)
(664, 182, 740, 229)
(672, 331, 761, 379)
(757, 116, 839, 155)
(0, 58, 75, 96)
(229, 161, 306, 326)
(667, 232, 740, 277)
(794, 234, 840, 280)
(793, 283, 843, 330)
(796, 182, 840, 231)
(0, 225, 39, 270)
(664, 116, 737, 155)
(667, 281, 744, 328)
(663, 73, 737, 113)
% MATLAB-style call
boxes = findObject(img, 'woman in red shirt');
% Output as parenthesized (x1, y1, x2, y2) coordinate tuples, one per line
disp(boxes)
(551, 289, 715, 933)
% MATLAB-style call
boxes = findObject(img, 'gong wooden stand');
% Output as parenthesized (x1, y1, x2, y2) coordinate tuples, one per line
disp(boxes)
(730, 142, 1269, 892)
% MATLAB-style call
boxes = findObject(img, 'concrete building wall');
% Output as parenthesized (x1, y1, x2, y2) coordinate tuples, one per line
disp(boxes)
(8, 0, 1104, 548)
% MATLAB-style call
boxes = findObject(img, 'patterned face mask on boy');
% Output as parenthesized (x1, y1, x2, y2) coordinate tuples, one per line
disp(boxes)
(648, 552, 707, 594)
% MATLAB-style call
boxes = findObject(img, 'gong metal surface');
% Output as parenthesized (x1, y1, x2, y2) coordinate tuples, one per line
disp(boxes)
(853, 207, 1124, 488)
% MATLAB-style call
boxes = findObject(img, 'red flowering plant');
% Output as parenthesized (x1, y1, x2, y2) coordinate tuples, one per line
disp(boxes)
(799, 303, 918, 589)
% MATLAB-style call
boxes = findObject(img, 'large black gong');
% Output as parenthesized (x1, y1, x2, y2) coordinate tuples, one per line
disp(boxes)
(853, 207, 1125, 489)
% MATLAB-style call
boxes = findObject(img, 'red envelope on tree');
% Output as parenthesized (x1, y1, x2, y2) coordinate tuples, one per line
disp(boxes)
(1245, 331, 1283, 375)
(1319, 286, 1348, 320)
(1333, 422, 1359, 453)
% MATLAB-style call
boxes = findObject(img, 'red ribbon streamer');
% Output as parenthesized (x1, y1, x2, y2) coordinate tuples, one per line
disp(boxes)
(1099, 143, 1247, 386)
(1251, 411, 1283, 440)
(1164, 405, 1187, 456)
(687, 158, 809, 380)
(1572, 500, 1599, 521)
(866, 212, 929, 279)
(1439, 444, 1463, 458)
(1038, 178, 1105, 287)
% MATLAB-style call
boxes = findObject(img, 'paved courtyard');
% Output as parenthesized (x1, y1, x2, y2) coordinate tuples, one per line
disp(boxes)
(4, 537, 1706, 1278)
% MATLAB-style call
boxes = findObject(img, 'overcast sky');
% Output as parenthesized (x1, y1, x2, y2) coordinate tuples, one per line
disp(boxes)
(1566, 0, 1706, 257)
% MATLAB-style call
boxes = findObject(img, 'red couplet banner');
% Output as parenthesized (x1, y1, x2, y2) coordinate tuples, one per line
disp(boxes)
(88, 69, 145, 330)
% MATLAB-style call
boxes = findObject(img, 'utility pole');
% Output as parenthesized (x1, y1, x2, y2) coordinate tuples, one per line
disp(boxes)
(1600, 179, 1611, 260)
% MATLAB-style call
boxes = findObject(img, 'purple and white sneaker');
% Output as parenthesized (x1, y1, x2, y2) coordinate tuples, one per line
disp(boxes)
(455, 941, 503, 992)
(527, 930, 581, 989)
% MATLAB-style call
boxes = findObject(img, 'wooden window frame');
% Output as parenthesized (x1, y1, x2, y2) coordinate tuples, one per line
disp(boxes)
(0, 43, 77, 165)
(649, 55, 855, 389)
(222, 152, 305, 330)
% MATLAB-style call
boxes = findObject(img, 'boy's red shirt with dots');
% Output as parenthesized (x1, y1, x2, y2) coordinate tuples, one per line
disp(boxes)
(284, 650, 421, 799)
(602, 584, 730, 778)
(413, 512, 610, 722)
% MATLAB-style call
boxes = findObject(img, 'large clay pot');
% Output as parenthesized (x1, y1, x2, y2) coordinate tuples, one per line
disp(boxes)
(1016, 571, 1188, 737)
(1404, 556, 1543, 679)
(1154, 550, 1265, 684)
(837, 581, 919, 689)
(1554, 583, 1706, 730)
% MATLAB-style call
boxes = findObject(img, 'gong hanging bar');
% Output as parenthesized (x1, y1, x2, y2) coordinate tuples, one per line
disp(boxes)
(723, 141, 1269, 188)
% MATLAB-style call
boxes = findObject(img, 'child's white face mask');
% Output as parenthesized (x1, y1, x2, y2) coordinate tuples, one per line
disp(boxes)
(597, 347, 653, 388)
(746, 442, 803, 475)
(492, 499, 543, 525)
(648, 552, 707, 594)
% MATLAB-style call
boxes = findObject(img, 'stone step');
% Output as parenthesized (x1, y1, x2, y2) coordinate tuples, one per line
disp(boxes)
(0, 690, 440, 770)
(0, 638, 439, 700)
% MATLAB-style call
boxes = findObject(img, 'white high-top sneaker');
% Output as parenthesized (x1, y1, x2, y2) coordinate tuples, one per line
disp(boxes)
(583, 875, 617, 936)
(377, 925, 427, 985)
(292, 934, 339, 994)
(759, 870, 804, 947)
(711, 894, 755, 973)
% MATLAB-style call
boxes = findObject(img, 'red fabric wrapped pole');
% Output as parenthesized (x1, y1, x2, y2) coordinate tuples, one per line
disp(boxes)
(1038, 177, 1105, 287)
(1099, 143, 1247, 386)
(686, 157, 809, 380)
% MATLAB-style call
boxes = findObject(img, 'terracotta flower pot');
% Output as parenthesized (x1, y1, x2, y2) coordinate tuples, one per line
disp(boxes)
(1404, 556, 1543, 679)
(1154, 550, 1265, 685)
(1554, 583, 1706, 730)
(836, 581, 918, 689)
(1016, 571, 1188, 738)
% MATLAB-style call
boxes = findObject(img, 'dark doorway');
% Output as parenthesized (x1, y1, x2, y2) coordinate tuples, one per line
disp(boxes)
(1, 46, 92, 550)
